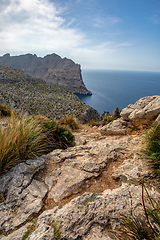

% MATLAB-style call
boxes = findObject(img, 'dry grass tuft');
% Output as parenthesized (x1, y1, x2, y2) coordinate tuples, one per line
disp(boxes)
(58, 116, 79, 130)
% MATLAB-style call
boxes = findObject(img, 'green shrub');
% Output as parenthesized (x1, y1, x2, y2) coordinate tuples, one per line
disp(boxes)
(143, 123, 160, 174)
(105, 116, 116, 124)
(42, 120, 75, 149)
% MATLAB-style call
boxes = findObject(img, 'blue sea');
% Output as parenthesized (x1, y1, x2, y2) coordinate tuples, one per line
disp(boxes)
(78, 69, 160, 115)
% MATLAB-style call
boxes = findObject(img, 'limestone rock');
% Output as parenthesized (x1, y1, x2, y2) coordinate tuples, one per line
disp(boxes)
(100, 118, 128, 135)
(75, 136, 87, 145)
(112, 156, 152, 182)
(0, 180, 47, 232)
(0, 53, 92, 95)
(82, 226, 112, 240)
(0, 223, 30, 240)
(0, 156, 48, 232)
(0, 123, 159, 239)
(27, 224, 55, 240)
(46, 166, 94, 202)
(121, 95, 160, 125)
(37, 184, 160, 240)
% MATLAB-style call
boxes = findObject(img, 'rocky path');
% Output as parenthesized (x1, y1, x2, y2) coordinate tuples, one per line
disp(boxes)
(0, 125, 159, 240)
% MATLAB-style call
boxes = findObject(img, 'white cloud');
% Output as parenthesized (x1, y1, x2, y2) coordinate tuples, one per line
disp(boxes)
(68, 41, 133, 69)
(93, 15, 122, 28)
(0, 0, 134, 70)
(0, 0, 86, 55)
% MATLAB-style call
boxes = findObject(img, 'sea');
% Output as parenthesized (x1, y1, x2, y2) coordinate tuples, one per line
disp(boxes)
(77, 69, 160, 116)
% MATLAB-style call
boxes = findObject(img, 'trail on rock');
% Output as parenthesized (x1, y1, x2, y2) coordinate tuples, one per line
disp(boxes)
(0, 125, 159, 240)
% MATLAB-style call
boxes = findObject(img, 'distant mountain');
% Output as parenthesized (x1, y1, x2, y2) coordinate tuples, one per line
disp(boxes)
(0, 65, 99, 123)
(0, 53, 92, 95)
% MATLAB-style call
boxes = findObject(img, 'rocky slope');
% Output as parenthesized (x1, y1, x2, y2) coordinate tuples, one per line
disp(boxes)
(0, 65, 99, 123)
(0, 53, 91, 95)
(0, 95, 160, 240)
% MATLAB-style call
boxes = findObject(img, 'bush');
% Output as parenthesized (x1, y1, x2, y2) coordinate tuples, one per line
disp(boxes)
(143, 123, 160, 174)
(42, 119, 74, 149)
(0, 113, 74, 174)
(0, 104, 11, 117)
(58, 116, 79, 130)
(88, 119, 101, 127)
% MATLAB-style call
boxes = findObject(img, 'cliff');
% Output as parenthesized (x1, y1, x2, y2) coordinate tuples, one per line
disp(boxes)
(0, 65, 98, 123)
(0, 53, 92, 95)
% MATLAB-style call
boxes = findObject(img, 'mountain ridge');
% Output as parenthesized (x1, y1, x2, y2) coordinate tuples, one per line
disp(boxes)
(0, 65, 99, 123)
(0, 53, 92, 95)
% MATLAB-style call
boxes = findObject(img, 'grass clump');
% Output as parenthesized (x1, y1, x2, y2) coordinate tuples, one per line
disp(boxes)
(88, 119, 101, 127)
(22, 222, 36, 240)
(58, 116, 79, 130)
(143, 123, 160, 174)
(114, 181, 160, 240)
(51, 221, 62, 240)
(0, 112, 74, 174)
(0, 112, 46, 173)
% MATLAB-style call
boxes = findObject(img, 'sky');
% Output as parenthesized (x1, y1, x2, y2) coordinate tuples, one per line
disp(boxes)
(0, 0, 160, 71)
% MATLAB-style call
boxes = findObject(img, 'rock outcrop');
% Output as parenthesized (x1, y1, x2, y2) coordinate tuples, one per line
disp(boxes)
(0, 53, 91, 95)
(0, 123, 159, 239)
(100, 95, 160, 135)
(120, 95, 160, 125)
(0, 65, 99, 123)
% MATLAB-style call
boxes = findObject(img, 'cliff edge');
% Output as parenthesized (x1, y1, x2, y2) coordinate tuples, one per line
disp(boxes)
(0, 65, 98, 123)
(0, 53, 92, 95)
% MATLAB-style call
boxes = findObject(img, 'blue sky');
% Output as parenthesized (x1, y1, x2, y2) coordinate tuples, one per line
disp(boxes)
(0, 0, 160, 71)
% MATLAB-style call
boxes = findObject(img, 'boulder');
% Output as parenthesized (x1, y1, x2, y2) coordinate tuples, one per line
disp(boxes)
(121, 95, 160, 125)
(100, 118, 128, 135)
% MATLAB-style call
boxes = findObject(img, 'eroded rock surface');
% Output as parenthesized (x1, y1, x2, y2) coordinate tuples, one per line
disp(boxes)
(0, 123, 159, 240)
(37, 184, 159, 240)
(120, 95, 160, 125)
(0, 156, 48, 232)
(100, 118, 128, 135)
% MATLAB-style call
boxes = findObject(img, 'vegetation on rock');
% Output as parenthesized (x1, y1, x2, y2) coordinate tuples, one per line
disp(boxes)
(144, 123, 160, 174)
(116, 182, 160, 240)
(58, 115, 79, 130)
(0, 109, 74, 174)
(0, 65, 98, 123)
(0, 104, 11, 117)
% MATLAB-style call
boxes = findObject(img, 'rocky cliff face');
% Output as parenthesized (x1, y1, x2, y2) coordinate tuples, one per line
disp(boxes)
(0, 65, 99, 123)
(0, 53, 92, 95)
